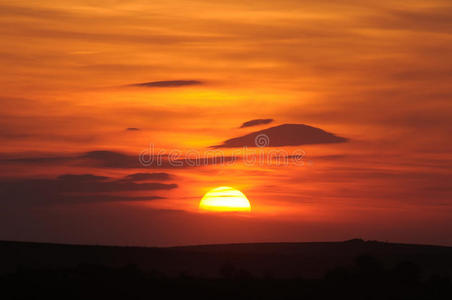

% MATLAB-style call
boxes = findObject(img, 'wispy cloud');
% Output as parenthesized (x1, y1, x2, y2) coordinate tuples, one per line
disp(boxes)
(124, 172, 172, 181)
(240, 118, 274, 128)
(126, 80, 203, 88)
(1, 150, 238, 169)
(0, 173, 177, 206)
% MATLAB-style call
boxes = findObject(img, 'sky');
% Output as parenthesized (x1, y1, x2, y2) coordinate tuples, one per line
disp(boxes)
(0, 0, 451, 246)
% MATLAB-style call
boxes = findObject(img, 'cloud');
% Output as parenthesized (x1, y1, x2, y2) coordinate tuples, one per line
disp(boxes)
(1, 154, 72, 165)
(0, 173, 177, 206)
(57, 174, 109, 182)
(124, 172, 172, 181)
(365, 7, 452, 34)
(126, 127, 140, 131)
(80, 150, 237, 169)
(127, 80, 203, 88)
(1, 150, 238, 169)
(212, 124, 348, 148)
(240, 118, 274, 128)
(79, 151, 142, 168)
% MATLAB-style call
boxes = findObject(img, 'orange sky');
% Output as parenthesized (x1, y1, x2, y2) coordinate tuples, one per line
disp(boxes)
(0, 0, 451, 246)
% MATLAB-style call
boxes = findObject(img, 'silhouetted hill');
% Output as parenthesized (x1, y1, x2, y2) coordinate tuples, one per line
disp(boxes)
(1, 239, 452, 278)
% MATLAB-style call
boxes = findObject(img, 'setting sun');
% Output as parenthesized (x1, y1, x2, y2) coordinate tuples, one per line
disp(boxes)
(199, 187, 251, 212)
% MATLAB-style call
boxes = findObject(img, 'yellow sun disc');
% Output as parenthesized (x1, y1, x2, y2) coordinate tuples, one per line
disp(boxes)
(199, 186, 251, 212)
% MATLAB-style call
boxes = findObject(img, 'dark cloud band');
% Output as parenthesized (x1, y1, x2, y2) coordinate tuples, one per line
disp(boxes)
(0, 173, 177, 206)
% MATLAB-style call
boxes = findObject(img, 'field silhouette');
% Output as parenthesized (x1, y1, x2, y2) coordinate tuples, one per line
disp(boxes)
(1, 239, 451, 299)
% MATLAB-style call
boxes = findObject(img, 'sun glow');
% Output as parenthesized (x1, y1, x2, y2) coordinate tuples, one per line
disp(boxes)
(199, 186, 251, 212)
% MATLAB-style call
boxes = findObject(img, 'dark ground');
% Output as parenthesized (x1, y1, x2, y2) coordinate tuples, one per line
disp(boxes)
(1, 239, 451, 299)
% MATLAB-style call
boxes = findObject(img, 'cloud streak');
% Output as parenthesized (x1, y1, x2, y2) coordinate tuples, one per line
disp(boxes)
(1, 150, 238, 169)
(127, 80, 203, 88)
(240, 118, 274, 128)
(0, 173, 177, 206)
(124, 172, 172, 181)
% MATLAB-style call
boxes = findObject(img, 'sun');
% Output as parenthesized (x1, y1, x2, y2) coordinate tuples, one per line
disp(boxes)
(199, 186, 251, 212)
